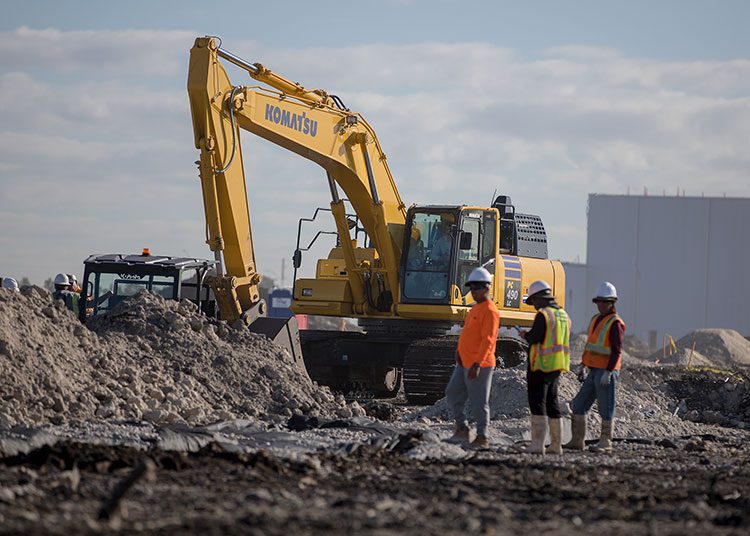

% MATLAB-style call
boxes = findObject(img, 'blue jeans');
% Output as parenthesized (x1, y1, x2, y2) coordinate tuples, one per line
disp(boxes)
(571, 368, 618, 421)
(445, 364, 494, 436)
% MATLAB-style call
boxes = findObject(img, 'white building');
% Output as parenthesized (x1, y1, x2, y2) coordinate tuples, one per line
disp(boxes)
(561, 261, 588, 334)
(564, 194, 750, 346)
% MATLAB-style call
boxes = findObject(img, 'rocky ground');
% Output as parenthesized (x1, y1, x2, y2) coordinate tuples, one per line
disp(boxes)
(0, 429, 748, 535)
(1, 288, 749, 534)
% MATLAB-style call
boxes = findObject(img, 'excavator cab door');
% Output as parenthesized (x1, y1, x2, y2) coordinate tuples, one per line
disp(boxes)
(454, 210, 481, 299)
(456, 209, 498, 304)
(400, 208, 460, 304)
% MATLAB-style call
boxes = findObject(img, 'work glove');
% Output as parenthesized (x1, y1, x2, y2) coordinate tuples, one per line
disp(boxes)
(467, 364, 480, 380)
(576, 366, 587, 383)
(599, 370, 612, 387)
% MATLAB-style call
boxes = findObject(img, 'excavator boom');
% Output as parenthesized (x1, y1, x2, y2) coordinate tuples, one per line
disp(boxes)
(188, 37, 407, 319)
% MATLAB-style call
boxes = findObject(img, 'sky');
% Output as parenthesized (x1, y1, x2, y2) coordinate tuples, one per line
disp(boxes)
(1, 0, 749, 285)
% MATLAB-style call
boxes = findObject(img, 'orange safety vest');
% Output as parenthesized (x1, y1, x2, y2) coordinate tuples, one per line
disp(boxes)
(581, 313, 625, 370)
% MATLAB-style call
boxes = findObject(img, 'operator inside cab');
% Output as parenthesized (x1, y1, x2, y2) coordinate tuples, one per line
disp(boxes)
(403, 212, 456, 301)
(427, 213, 455, 270)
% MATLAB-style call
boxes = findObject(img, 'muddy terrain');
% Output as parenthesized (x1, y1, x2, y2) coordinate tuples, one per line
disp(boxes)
(0, 430, 748, 535)
(1, 288, 749, 534)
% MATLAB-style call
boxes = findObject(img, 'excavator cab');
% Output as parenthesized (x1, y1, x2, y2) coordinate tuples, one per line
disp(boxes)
(401, 206, 499, 305)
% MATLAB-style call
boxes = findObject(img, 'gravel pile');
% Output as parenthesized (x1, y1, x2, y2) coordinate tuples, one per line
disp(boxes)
(0, 288, 356, 428)
(648, 328, 750, 367)
(622, 334, 652, 360)
(416, 362, 720, 439)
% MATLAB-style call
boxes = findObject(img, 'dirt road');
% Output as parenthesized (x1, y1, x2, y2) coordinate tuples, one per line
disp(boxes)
(1, 432, 748, 535)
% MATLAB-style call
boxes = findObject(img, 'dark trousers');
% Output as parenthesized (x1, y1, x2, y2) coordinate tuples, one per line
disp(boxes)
(527, 369, 562, 417)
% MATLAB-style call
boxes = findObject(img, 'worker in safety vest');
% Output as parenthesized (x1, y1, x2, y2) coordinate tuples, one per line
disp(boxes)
(52, 273, 80, 316)
(520, 280, 571, 455)
(564, 281, 626, 453)
(445, 266, 499, 449)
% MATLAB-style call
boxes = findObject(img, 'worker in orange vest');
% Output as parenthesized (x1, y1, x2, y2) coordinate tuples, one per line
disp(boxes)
(564, 282, 626, 453)
(445, 267, 500, 449)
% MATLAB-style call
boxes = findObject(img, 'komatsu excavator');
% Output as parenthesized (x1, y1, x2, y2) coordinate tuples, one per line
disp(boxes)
(188, 37, 565, 402)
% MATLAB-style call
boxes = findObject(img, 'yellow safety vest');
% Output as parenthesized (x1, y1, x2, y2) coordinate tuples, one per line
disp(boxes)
(529, 306, 571, 372)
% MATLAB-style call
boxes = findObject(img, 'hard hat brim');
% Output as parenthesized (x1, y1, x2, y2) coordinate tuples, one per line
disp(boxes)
(526, 289, 553, 302)
(592, 297, 617, 303)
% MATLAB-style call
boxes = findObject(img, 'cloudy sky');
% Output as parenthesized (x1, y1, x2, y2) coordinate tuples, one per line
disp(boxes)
(2, 0, 749, 285)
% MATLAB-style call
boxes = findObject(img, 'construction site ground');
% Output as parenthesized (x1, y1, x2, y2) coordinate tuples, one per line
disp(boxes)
(1, 288, 749, 534)
(0, 419, 748, 535)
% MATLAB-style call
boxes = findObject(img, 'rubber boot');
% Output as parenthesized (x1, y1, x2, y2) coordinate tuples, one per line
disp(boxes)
(470, 434, 490, 449)
(445, 424, 470, 444)
(547, 418, 563, 454)
(525, 415, 547, 454)
(589, 420, 614, 453)
(563, 414, 586, 451)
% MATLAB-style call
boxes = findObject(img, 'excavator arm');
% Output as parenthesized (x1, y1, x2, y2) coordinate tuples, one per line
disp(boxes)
(187, 37, 407, 319)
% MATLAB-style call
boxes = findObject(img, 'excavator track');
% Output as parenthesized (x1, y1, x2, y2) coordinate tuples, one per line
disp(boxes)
(403, 336, 528, 405)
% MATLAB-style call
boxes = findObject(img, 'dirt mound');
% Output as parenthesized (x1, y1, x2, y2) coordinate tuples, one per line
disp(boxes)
(622, 334, 651, 360)
(648, 329, 750, 367)
(570, 333, 588, 359)
(662, 367, 750, 426)
(0, 288, 351, 427)
(417, 363, 716, 438)
(651, 347, 715, 367)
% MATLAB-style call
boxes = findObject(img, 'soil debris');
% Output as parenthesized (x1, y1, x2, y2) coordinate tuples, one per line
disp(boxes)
(648, 328, 750, 367)
(0, 289, 350, 427)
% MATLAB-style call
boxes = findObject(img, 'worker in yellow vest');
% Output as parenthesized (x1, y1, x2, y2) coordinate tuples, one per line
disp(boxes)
(564, 282, 626, 453)
(520, 280, 571, 455)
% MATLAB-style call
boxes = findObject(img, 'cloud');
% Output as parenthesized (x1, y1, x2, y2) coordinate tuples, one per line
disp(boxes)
(0, 27, 194, 77)
(1, 27, 749, 284)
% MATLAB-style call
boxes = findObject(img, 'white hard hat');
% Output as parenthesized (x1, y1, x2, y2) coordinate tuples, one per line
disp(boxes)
(67, 273, 78, 284)
(2, 277, 19, 292)
(54, 273, 70, 286)
(593, 281, 617, 302)
(526, 280, 552, 303)
(465, 267, 493, 286)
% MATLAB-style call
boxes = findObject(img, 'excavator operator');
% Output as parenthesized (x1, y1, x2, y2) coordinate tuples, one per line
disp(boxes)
(427, 213, 454, 269)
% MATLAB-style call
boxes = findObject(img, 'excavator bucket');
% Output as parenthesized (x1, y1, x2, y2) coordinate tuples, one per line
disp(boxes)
(247, 316, 307, 375)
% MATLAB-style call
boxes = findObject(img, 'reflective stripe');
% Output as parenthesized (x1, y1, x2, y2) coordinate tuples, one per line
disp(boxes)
(584, 314, 619, 355)
(535, 344, 570, 356)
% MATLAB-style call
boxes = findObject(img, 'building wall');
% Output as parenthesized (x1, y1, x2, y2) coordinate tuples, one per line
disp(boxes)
(561, 262, 588, 334)
(585, 194, 750, 346)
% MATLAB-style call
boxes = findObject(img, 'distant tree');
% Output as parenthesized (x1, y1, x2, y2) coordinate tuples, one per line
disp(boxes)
(43, 278, 54, 292)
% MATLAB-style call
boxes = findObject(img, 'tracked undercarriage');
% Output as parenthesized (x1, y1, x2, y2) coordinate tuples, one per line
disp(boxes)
(301, 319, 528, 402)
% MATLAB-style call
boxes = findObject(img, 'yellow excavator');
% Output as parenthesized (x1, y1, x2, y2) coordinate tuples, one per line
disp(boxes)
(188, 37, 565, 402)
